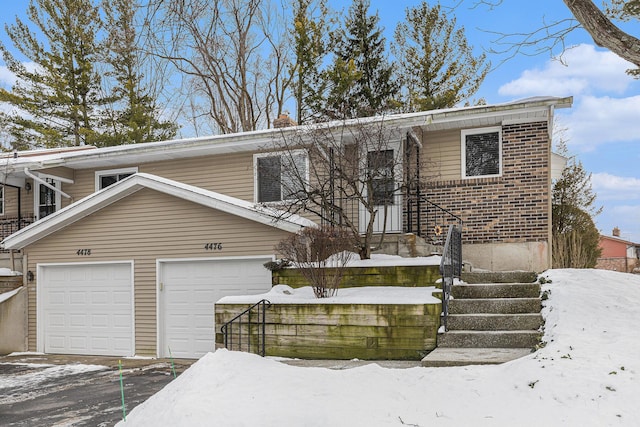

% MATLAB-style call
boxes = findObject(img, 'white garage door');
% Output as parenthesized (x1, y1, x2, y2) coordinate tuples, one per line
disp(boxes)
(39, 263, 134, 356)
(159, 257, 272, 359)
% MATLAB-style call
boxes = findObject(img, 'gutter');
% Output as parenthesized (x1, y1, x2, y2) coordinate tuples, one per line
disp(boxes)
(24, 168, 71, 199)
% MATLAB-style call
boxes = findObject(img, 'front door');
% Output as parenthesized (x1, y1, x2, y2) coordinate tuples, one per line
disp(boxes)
(359, 143, 402, 234)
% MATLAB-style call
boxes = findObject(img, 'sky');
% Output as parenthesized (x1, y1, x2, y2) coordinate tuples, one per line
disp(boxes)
(112, 268, 640, 426)
(0, 1, 639, 242)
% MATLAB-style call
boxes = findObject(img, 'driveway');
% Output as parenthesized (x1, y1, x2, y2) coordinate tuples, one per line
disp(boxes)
(0, 353, 194, 426)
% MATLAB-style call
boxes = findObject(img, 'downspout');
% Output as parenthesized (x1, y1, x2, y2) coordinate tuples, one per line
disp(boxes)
(24, 168, 71, 199)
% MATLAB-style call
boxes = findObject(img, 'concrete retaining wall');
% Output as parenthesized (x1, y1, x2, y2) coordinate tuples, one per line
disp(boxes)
(0, 287, 27, 354)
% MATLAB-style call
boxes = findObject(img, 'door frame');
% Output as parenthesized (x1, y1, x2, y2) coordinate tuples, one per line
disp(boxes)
(358, 139, 404, 234)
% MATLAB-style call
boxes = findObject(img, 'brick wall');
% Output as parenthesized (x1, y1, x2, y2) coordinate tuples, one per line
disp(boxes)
(420, 122, 550, 245)
(596, 257, 638, 273)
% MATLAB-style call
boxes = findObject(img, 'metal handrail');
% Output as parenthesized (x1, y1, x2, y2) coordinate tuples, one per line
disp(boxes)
(407, 193, 463, 242)
(220, 299, 271, 357)
(439, 224, 462, 331)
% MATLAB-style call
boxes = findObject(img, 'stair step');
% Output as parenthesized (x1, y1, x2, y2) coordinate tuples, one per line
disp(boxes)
(421, 347, 533, 367)
(446, 313, 543, 331)
(437, 330, 542, 348)
(449, 298, 541, 314)
(452, 283, 540, 299)
(461, 271, 538, 284)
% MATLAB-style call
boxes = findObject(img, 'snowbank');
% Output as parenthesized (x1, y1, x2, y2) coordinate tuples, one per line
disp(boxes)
(117, 269, 640, 426)
(217, 284, 441, 305)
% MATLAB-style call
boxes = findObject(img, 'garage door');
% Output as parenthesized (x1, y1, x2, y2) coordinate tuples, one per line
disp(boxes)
(39, 263, 134, 356)
(159, 257, 273, 359)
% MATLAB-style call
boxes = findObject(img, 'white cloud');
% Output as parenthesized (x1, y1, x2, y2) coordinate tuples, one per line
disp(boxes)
(499, 44, 636, 97)
(596, 204, 640, 243)
(591, 172, 640, 201)
(558, 95, 640, 150)
(0, 62, 40, 88)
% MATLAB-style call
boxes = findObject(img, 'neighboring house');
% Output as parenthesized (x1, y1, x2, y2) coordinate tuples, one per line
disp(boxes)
(596, 227, 639, 273)
(0, 96, 571, 358)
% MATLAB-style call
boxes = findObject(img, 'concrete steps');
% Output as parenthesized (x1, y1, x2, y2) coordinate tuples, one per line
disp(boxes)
(422, 277, 542, 367)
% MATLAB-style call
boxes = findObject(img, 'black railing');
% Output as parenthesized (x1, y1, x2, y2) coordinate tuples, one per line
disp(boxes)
(0, 216, 36, 252)
(220, 299, 271, 357)
(440, 224, 462, 331)
(406, 194, 463, 245)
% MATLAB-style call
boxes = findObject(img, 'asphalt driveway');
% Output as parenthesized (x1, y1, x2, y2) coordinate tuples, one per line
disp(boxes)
(0, 353, 194, 426)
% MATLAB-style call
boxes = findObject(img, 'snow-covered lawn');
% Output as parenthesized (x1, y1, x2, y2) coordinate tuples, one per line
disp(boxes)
(117, 269, 640, 426)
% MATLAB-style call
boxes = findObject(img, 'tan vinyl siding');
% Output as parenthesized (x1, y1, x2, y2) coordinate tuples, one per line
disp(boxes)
(54, 151, 256, 204)
(421, 129, 462, 181)
(23, 188, 291, 355)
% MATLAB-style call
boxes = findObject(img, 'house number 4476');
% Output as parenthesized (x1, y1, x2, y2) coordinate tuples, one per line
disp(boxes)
(204, 243, 223, 251)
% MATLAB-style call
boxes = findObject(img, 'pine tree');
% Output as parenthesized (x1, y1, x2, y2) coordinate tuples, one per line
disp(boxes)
(290, 0, 330, 125)
(100, 0, 177, 146)
(0, 0, 104, 148)
(321, 0, 398, 119)
(551, 150, 602, 268)
(393, 2, 489, 112)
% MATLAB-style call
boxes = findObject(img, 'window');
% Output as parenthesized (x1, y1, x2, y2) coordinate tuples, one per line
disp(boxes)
(36, 178, 59, 219)
(0, 187, 4, 215)
(367, 150, 395, 205)
(462, 127, 502, 178)
(254, 151, 308, 203)
(95, 167, 138, 191)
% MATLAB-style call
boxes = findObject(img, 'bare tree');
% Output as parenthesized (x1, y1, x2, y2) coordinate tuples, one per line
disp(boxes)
(142, 0, 292, 134)
(473, 0, 640, 75)
(275, 226, 355, 298)
(261, 119, 427, 259)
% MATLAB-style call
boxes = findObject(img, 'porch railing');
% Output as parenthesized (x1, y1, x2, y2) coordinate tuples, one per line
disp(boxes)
(406, 193, 463, 244)
(440, 224, 462, 331)
(220, 299, 271, 356)
(0, 216, 36, 251)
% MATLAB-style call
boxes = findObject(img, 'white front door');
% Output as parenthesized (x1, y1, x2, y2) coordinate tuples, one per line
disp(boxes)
(38, 262, 134, 356)
(158, 257, 273, 359)
(359, 143, 403, 234)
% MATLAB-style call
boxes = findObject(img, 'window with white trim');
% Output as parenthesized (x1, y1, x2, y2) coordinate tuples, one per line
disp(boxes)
(254, 151, 308, 203)
(462, 127, 502, 178)
(95, 167, 138, 191)
(0, 187, 4, 216)
(35, 178, 60, 220)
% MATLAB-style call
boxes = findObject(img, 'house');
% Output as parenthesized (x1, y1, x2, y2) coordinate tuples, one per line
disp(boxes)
(0, 96, 571, 358)
(596, 227, 639, 273)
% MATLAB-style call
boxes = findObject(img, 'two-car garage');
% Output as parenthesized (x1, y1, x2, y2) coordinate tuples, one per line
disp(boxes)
(38, 257, 272, 359)
(4, 174, 313, 359)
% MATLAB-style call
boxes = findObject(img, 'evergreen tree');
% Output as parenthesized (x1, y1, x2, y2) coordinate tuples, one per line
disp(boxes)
(393, 2, 489, 112)
(0, 0, 104, 148)
(101, 0, 177, 146)
(551, 152, 602, 268)
(290, 0, 330, 125)
(321, 0, 398, 119)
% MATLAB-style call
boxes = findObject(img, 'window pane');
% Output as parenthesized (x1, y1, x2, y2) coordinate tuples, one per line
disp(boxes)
(100, 175, 118, 189)
(39, 180, 57, 219)
(281, 153, 307, 200)
(257, 156, 281, 202)
(368, 150, 395, 205)
(465, 132, 499, 177)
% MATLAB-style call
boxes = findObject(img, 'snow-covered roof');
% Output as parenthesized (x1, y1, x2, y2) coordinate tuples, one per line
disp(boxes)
(3, 96, 572, 173)
(1, 173, 316, 250)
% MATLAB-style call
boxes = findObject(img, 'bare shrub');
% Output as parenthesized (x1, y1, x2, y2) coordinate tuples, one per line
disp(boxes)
(276, 226, 355, 298)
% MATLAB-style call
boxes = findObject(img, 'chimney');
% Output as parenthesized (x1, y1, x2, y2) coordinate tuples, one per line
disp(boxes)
(613, 227, 620, 237)
(273, 113, 297, 129)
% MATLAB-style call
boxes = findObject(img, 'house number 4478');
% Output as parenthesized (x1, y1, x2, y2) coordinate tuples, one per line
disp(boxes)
(76, 249, 92, 256)
(204, 243, 223, 251)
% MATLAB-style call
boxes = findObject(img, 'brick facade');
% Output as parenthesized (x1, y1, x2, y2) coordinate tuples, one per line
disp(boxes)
(420, 122, 550, 245)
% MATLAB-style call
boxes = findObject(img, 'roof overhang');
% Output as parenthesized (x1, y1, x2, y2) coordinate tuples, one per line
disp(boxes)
(2, 173, 315, 250)
(4, 96, 573, 173)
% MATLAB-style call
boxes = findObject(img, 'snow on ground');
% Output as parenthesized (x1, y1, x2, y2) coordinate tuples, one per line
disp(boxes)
(117, 269, 640, 426)
(218, 284, 441, 305)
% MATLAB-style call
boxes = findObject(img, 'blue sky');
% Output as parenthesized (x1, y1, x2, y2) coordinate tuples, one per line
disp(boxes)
(1, 0, 639, 243)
